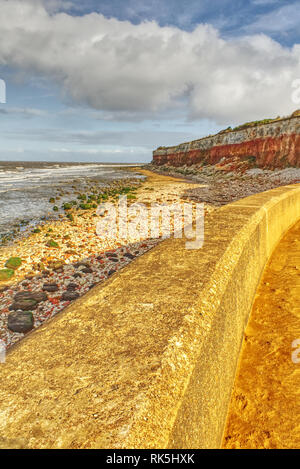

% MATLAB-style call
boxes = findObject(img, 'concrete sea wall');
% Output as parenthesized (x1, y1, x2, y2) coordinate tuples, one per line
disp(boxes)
(153, 116, 300, 168)
(0, 185, 300, 448)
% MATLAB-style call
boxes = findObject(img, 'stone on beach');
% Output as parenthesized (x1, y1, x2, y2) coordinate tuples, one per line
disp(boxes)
(61, 291, 80, 301)
(7, 311, 34, 333)
(10, 298, 38, 311)
(66, 283, 78, 291)
(0, 269, 15, 281)
(47, 239, 59, 248)
(82, 267, 93, 273)
(42, 283, 59, 292)
(14, 291, 48, 303)
(5, 257, 22, 270)
(73, 273, 82, 279)
(124, 253, 135, 259)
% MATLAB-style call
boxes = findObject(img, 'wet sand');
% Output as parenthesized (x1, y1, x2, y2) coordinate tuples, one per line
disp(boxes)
(222, 220, 300, 449)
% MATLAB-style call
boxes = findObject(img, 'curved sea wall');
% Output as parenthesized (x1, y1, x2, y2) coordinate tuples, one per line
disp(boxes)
(153, 115, 300, 168)
(0, 185, 300, 448)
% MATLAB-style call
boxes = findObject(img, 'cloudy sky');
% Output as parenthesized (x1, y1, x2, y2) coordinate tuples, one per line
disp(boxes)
(0, 0, 300, 162)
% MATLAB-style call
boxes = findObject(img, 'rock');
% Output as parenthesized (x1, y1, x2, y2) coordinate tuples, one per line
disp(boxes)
(5, 257, 22, 270)
(0, 269, 14, 282)
(79, 203, 92, 210)
(105, 252, 118, 258)
(74, 262, 90, 269)
(42, 283, 59, 292)
(124, 253, 135, 259)
(14, 291, 48, 303)
(8, 311, 34, 333)
(47, 239, 59, 248)
(108, 270, 116, 276)
(48, 261, 65, 270)
(66, 283, 78, 291)
(82, 267, 93, 273)
(10, 298, 38, 311)
(62, 203, 72, 210)
(73, 273, 82, 279)
(109, 258, 119, 262)
(61, 291, 80, 301)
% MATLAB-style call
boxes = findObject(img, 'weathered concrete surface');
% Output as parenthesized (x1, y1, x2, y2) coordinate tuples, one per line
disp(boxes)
(0, 184, 300, 449)
(223, 220, 300, 449)
(153, 115, 300, 168)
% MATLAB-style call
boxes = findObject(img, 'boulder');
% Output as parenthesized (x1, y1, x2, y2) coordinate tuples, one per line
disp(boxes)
(61, 291, 80, 301)
(14, 291, 48, 303)
(10, 298, 38, 311)
(5, 257, 22, 270)
(124, 253, 135, 259)
(82, 267, 93, 273)
(47, 239, 59, 248)
(0, 269, 14, 282)
(8, 311, 34, 333)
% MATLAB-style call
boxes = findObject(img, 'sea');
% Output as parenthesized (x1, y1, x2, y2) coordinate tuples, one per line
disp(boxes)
(0, 161, 144, 243)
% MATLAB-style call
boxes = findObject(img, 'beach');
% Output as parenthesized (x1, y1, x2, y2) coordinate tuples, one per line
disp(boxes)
(0, 161, 144, 243)
(0, 168, 206, 350)
(2, 161, 300, 352)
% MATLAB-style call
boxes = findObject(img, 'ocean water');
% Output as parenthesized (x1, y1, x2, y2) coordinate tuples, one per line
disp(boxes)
(0, 161, 143, 242)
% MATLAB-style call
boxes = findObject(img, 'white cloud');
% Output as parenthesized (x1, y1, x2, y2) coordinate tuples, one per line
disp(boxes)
(243, 3, 300, 35)
(0, 106, 48, 117)
(0, 0, 299, 124)
(42, 0, 74, 14)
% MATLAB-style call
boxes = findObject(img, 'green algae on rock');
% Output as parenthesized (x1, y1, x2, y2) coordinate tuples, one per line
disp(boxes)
(47, 239, 59, 248)
(0, 269, 15, 281)
(5, 257, 22, 270)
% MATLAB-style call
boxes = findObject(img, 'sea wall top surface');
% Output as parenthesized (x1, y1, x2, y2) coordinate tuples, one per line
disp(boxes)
(0, 184, 300, 448)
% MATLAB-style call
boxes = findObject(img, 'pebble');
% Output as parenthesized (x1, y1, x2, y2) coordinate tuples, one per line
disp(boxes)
(43, 284, 59, 292)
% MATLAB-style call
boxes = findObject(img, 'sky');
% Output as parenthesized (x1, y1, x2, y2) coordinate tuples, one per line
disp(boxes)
(0, 0, 299, 163)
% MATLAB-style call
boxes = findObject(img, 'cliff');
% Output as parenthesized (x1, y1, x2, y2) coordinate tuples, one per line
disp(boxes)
(152, 113, 300, 169)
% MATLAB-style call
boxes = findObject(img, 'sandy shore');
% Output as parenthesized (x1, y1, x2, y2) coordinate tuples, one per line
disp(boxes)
(222, 220, 300, 449)
(0, 168, 206, 349)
